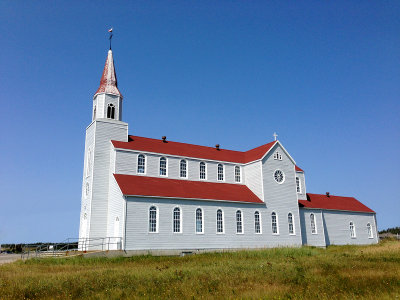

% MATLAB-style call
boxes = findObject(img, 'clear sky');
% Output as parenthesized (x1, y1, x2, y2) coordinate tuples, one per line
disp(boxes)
(1, 1, 399, 243)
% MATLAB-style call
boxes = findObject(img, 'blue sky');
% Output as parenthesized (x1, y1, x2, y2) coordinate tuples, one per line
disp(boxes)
(0, 1, 399, 243)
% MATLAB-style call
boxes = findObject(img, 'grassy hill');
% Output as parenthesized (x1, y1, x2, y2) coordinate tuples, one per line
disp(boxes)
(0, 240, 399, 299)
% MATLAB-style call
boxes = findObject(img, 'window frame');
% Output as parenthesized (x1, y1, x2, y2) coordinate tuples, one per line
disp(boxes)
(310, 213, 317, 234)
(254, 211, 262, 234)
(273, 169, 285, 184)
(367, 223, 373, 239)
(195, 207, 204, 234)
(271, 212, 279, 235)
(288, 212, 295, 235)
(234, 166, 241, 183)
(107, 103, 115, 119)
(159, 157, 167, 176)
(180, 159, 188, 178)
(148, 205, 158, 233)
(199, 162, 207, 180)
(173, 206, 182, 234)
(236, 210, 243, 234)
(217, 164, 224, 181)
(216, 209, 225, 234)
(350, 221, 356, 238)
(296, 177, 301, 193)
(137, 154, 146, 174)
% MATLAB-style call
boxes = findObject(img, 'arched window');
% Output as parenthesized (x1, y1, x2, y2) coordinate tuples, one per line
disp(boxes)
(86, 148, 92, 177)
(310, 213, 317, 234)
(196, 208, 203, 233)
(216, 209, 224, 233)
(288, 213, 294, 235)
(149, 206, 157, 233)
(93, 105, 96, 121)
(350, 222, 356, 238)
(85, 183, 90, 197)
(296, 177, 301, 193)
(271, 212, 278, 234)
(236, 210, 243, 233)
(367, 223, 373, 238)
(235, 166, 241, 182)
(173, 207, 181, 233)
(199, 162, 206, 180)
(218, 164, 224, 181)
(180, 160, 187, 178)
(159, 157, 167, 176)
(254, 211, 261, 234)
(107, 104, 115, 119)
(137, 154, 145, 174)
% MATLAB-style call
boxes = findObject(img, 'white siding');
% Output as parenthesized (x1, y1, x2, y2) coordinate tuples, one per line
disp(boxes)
(322, 211, 378, 245)
(125, 197, 302, 250)
(299, 209, 326, 247)
(261, 143, 302, 246)
(296, 171, 307, 200)
(244, 161, 263, 200)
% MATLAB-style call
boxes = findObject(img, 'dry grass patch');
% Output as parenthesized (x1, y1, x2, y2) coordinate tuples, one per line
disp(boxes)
(0, 241, 399, 299)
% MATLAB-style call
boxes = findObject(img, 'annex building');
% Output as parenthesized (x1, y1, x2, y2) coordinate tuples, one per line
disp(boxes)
(79, 48, 378, 251)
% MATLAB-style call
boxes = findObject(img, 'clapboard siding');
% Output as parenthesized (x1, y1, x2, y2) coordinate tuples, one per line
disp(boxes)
(322, 211, 378, 245)
(299, 209, 326, 247)
(296, 172, 307, 200)
(87, 119, 128, 241)
(115, 150, 240, 184)
(125, 197, 302, 250)
(261, 144, 302, 245)
(244, 161, 263, 200)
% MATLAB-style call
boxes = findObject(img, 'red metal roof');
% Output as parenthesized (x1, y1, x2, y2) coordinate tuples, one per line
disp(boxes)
(114, 174, 264, 204)
(94, 50, 122, 98)
(295, 165, 304, 172)
(299, 193, 375, 213)
(112, 136, 276, 163)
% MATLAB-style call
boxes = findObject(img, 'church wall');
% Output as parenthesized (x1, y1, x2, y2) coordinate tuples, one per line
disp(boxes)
(115, 150, 241, 184)
(296, 172, 307, 200)
(124, 197, 302, 250)
(261, 143, 303, 246)
(244, 161, 263, 200)
(298, 209, 326, 247)
(88, 119, 128, 240)
(322, 210, 378, 245)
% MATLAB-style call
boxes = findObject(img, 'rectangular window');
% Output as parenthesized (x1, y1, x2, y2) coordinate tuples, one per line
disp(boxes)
(200, 162, 206, 180)
(235, 166, 241, 183)
(236, 210, 243, 233)
(296, 177, 301, 193)
(180, 160, 187, 178)
(218, 164, 224, 181)
(254, 211, 261, 234)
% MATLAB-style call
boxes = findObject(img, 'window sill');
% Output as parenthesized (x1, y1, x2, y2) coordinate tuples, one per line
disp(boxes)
(196, 232, 204, 235)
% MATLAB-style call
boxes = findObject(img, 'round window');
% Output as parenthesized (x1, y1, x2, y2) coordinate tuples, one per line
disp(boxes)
(274, 170, 285, 183)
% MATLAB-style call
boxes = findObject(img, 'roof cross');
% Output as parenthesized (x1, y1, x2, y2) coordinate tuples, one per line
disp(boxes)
(108, 27, 113, 50)
(273, 132, 278, 141)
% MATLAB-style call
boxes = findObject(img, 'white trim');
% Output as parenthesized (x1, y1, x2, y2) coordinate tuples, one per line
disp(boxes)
(273, 169, 285, 184)
(234, 165, 242, 183)
(288, 212, 296, 235)
(217, 163, 225, 181)
(367, 222, 373, 239)
(195, 207, 204, 234)
(349, 221, 356, 238)
(124, 194, 264, 205)
(310, 213, 317, 234)
(159, 156, 168, 177)
(179, 159, 188, 179)
(295, 176, 301, 194)
(148, 204, 159, 233)
(199, 161, 207, 180)
(254, 210, 262, 234)
(137, 153, 146, 175)
(216, 208, 225, 234)
(172, 206, 182, 234)
(236, 209, 244, 234)
(271, 211, 279, 235)
(261, 141, 296, 165)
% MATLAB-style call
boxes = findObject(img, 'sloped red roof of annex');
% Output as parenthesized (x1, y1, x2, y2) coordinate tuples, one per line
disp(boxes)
(295, 165, 304, 172)
(114, 174, 264, 204)
(112, 135, 276, 163)
(299, 193, 375, 213)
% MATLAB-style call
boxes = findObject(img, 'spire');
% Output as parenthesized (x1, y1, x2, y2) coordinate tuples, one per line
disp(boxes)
(94, 49, 122, 98)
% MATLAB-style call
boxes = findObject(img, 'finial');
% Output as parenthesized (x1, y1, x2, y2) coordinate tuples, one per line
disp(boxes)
(273, 132, 278, 141)
(108, 27, 113, 50)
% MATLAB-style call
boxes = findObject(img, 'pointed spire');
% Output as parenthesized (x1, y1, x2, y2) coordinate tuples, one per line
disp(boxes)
(94, 50, 122, 98)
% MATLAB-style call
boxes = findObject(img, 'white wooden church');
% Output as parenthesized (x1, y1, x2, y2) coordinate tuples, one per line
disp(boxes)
(79, 48, 378, 252)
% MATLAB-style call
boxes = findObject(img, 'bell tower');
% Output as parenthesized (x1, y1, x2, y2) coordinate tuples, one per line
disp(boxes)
(79, 44, 128, 248)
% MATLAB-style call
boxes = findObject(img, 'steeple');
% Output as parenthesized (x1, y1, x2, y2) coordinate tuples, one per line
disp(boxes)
(94, 50, 122, 98)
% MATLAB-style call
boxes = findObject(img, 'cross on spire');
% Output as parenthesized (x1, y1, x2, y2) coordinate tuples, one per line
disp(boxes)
(273, 132, 278, 141)
(108, 27, 113, 50)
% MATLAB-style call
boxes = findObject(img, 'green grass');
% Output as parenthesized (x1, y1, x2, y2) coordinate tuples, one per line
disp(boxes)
(1, 240, 399, 299)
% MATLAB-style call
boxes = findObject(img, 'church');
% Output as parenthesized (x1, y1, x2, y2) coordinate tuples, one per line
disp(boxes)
(79, 47, 378, 252)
